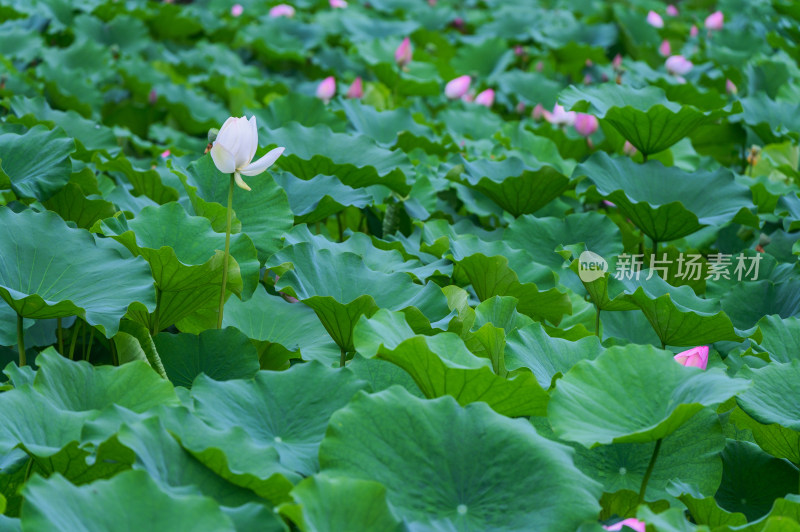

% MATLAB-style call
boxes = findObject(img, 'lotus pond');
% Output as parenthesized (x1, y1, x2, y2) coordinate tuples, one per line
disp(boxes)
(2, 0, 800, 530)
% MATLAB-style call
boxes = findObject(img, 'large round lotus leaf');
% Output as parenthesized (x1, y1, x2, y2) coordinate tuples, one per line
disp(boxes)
(99, 202, 260, 330)
(549, 345, 749, 446)
(0, 125, 75, 201)
(538, 407, 725, 503)
(188, 362, 368, 476)
(280, 474, 405, 532)
(180, 155, 293, 262)
(0, 208, 156, 337)
(21, 471, 235, 532)
(559, 84, 741, 155)
(574, 153, 756, 243)
(319, 387, 602, 532)
(153, 328, 260, 388)
(736, 361, 800, 431)
(274, 172, 372, 224)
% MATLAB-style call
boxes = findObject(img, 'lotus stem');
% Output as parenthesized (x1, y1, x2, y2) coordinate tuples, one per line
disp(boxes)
(16, 313, 25, 367)
(85, 326, 94, 363)
(340, 347, 347, 368)
(217, 174, 235, 329)
(638, 438, 663, 505)
(68, 319, 81, 361)
(57, 317, 63, 354)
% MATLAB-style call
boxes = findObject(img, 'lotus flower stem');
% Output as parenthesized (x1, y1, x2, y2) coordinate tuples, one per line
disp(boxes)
(16, 313, 25, 367)
(638, 438, 663, 504)
(340, 347, 347, 368)
(110, 337, 118, 366)
(57, 317, 63, 354)
(85, 326, 95, 363)
(217, 174, 235, 329)
(68, 319, 81, 361)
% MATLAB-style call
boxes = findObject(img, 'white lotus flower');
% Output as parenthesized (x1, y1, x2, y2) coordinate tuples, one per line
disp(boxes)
(210, 116, 284, 191)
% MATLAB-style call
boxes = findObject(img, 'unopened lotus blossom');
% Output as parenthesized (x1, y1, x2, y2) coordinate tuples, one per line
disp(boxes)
(535, 60, 544, 72)
(160, 149, 170, 158)
(666, 4, 679, 16)
(210, 116, 285, 191)
(395, 37, 412, 68)
(148, 89, 157, 105)
(330, 0, 347, 8)
(574, 113, 598, 137)
(445, 75, 471, 99)
(515, 102, 526, 114)
(623, 140, 637, 156)
(269, 4, 296, 17)
(231, 3, 243, 16)
(612, 54, 623, 70)
(604, 518, 646, 532)
(726, 79, 738, 94)
(583, 74, 593, 85)
(346, 77, 363, 99)
(646, 10, 664, 28)
(543, 103, 576, 126)
(666, 55, 693, 76)
(316, 76, 336, 103)
(674, 346, 709, 370)
(705, 10, 724, 31)
(690, 24, 699, 37)
(659, 39, 671, 56)
(474, 88, 495, 107)
(531, 103, 545, 120)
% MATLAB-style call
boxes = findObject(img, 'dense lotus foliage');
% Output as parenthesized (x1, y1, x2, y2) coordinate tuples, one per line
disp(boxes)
(2, 0, 800, 530)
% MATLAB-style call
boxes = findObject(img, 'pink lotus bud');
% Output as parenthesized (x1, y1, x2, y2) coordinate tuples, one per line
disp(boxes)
(612, 54, 623, 70)
(659, 39, 671, 56)
(665, 55, 693, 76)
(726, 79, 738, 95)
(604, 518, 646, 532)
(346, 77, 363, 99)
(585, 59, 593, 67)
(516, 102, 526, 114)
(583, 74, 593, 85)
(602, 200, 616, 208)
(445, 75, 471, 99)
(452, 17, 464, 29)
(148, 89, 157, 105)
(329, 0, 347, 7)
(395, 37, 412, 68)
(535, 60, 544, 72)
(514, 45, 525, 56)
(674, 346, 709, 370)
(705, 10, 724, 31)
(269, 4, 296, 17)
(160, 149, 170, 158)
(646, 10, 664, 28)
(316, 76, 336, 103)
(531, 103, 545, 120)
(574, 113, 598, 137)
(474, 88, 495, 107)
(231, 3, 243, 16)
(666, 4, 679, 16)
(543, 103, 576, 126)
(428, 0, 436, 5)
(690, 24, 699, 37)
(623, 140, 637, 156)
(601, 73, 609, 82)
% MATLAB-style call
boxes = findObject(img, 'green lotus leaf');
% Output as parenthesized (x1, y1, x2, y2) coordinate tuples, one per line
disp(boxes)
(270, 243, 450, 351)
(274, 172, 372, 224)
(0, 208, 156, 337)
(538, 407, 725, 503)
(99, 202, 259, 331)
(560, 84, 742, 155)
(549, 345, 749, 446)
(715, 440, 800, 522)
(670, 482, 747, 529)
(179, 154, 292, 262)
(222, 284, 336, 367)
(346, 354, 424, 398)
(21, 471, 235, 532)
(575, 153, 757, 243)
(505, 322, 604, 388)
(621, 274, 744, 347)
(736, 93, 800, 144)
(260, 122, 411, 194)
(319, 387, 602, 531)
(750, 315, 800, 363)
(187, 362, 368, 476)
(454, 253, 571, 325)
(719, 279, 800, 331)
(447, 156, 573, 217)
(153, 328, 260, 388)
(279, 474, 405, 532)
(42, 182, 117, 229)
(736, 361, 800, 431)
(0, 125, 75, 201)
(728, 406, 800, 465)
(94, 152, 180, 206)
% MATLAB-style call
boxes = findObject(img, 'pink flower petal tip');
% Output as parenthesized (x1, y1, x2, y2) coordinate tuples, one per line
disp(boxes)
(674, 346, 709, 370)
